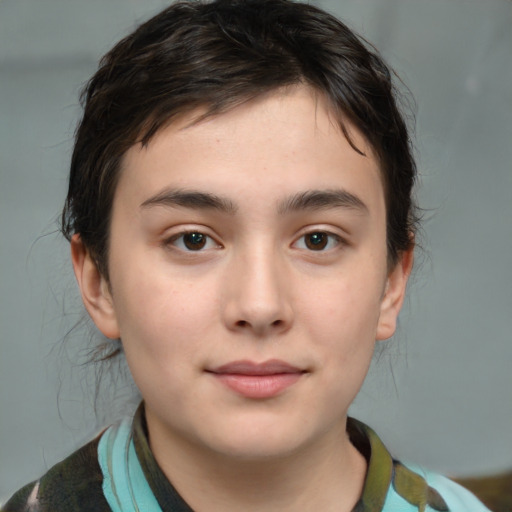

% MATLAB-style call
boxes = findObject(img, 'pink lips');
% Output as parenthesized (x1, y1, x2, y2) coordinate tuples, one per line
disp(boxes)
(207, 360, 305, 399)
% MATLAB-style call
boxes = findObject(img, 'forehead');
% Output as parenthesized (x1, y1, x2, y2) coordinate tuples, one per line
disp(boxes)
(117, 86, 384, 215)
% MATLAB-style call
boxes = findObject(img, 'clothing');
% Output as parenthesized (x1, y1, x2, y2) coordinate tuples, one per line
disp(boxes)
(3, 404, 489, 512)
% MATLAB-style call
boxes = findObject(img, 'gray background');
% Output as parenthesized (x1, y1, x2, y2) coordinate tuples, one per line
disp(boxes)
(1, 0, 511, 501)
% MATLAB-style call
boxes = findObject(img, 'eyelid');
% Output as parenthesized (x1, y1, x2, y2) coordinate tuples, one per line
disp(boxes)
(292, 227, 347, 252)
(294, 234, 341, 251)
(163, 227, 222, 252)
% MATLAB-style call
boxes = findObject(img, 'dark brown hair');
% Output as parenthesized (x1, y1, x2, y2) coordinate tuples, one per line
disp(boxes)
(62, 0, 417, 278)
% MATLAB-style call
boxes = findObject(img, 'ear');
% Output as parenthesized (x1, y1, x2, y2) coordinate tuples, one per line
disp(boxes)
(71, 234, 120, 339)
(376, 247, 414, 341)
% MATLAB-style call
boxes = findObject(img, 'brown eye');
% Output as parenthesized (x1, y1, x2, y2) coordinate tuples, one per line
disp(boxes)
(168, 231, 218, 252)
(304, 232, 328, 250)
(183, 232, 207, 250)
(294, 231, 342, 252)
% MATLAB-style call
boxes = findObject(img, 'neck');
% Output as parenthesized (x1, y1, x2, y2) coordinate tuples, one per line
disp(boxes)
(146, 411, 367, 512)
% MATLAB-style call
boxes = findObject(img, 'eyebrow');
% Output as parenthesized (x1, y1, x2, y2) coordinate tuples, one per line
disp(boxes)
(277, 189, 368, 215)
(140, 188, 238, 214)
(140, 187, 368, 216)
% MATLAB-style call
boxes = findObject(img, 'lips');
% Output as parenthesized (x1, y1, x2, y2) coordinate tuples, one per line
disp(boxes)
(207, 359, 306, 399)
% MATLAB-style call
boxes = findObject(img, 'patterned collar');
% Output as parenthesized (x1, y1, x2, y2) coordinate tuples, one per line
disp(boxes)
(132, 403, 448, 512)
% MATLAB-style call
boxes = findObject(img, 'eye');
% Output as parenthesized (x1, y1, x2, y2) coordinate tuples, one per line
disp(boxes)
(294, 231, 342, 251)
(168, 231, 219, 251)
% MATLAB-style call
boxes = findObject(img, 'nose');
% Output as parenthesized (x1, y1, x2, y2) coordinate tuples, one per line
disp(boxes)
(222, 248, 293, 337)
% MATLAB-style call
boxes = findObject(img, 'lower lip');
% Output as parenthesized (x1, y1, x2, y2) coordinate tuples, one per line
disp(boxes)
(212, 373, 303, 399)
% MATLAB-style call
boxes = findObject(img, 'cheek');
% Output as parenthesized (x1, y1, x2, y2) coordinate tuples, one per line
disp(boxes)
(298, 268, 384, 376)
(112, 278, 217, 415)
(109, 258, 218, 369)
(305, 282, 382, 407)
(300, 267, 385, 337)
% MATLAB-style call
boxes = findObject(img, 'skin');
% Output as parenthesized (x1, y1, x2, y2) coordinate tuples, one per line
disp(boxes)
(72, 86, 413, 511)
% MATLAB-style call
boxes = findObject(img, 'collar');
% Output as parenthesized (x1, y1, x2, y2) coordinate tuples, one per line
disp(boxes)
(131, 403, 448, 512)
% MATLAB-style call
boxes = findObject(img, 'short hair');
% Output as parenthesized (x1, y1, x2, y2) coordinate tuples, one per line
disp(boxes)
(62, 0, 417, 278)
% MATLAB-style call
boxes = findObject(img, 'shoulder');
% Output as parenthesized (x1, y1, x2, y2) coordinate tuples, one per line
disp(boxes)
(420, 467, 492, 512)
(2, 434, 111, 512)
(348, 418, 491, 512)
(386, 462, 492, 512)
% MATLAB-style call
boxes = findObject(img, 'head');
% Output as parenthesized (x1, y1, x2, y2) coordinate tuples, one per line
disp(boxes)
(62, 0, 417, 280)
(66, 0, 418, 463)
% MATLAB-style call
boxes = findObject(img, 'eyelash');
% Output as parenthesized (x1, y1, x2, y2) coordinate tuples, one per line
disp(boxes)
(165, 231, 220, 252)
(165, 229, 343, 253)
(293, 231, 343, 252)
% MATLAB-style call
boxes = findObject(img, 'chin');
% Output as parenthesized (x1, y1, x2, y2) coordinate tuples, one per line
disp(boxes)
(210, 436, 305, 461)
(195, 415, 319, 461)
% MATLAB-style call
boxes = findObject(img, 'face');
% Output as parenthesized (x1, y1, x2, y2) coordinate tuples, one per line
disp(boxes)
(74, 86, 411, 461)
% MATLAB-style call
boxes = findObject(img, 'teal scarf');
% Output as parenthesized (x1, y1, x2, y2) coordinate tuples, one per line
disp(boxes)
(3, 403, 489, 511)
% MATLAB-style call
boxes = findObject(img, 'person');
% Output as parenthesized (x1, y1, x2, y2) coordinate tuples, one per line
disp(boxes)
(2, 0, 490, 510)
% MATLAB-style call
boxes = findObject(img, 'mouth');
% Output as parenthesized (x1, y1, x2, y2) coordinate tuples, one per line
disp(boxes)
(206, 359, 307, 399)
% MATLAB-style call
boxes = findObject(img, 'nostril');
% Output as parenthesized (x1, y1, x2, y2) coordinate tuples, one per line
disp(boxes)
(234, 319, 283, 329)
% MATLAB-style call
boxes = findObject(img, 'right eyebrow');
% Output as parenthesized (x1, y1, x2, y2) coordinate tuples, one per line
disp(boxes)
(277, 189, 368, 215)
(140, 188, 238, 214)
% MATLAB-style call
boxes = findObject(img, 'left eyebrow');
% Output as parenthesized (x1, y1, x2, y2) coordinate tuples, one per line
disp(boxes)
(277, 189, 368, 215)
(140, 188, 238, 214)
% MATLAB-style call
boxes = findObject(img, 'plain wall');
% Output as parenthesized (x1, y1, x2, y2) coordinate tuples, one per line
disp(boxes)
(1, 0, 511, 501)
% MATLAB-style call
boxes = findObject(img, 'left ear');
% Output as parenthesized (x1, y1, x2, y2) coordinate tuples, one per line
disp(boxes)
(376, 247, 414, 341)
(70, 233, 121, 340)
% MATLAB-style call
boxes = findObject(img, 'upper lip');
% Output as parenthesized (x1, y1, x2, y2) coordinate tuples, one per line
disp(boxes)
(208, 359, 305, 375)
